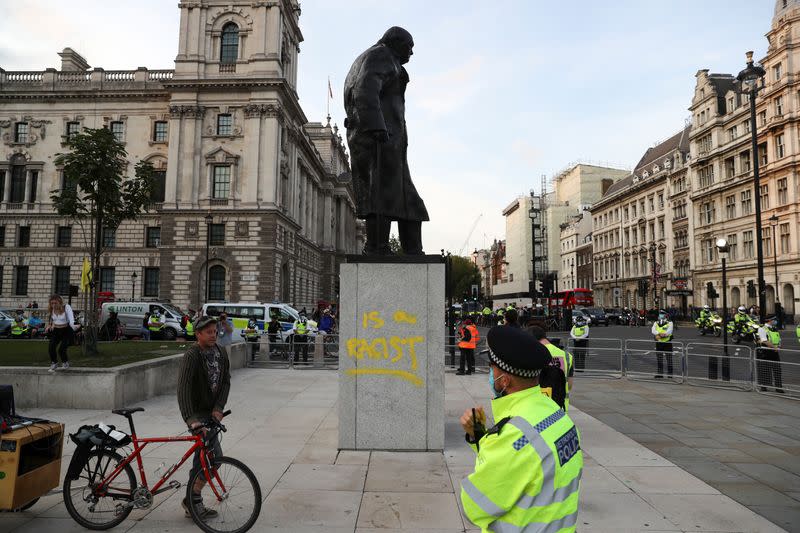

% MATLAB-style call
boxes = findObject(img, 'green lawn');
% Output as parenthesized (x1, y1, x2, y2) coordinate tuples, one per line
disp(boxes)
(0, 340, 189, 368)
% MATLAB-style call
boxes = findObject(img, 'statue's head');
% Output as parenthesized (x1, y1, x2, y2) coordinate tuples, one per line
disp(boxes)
(379, 26, 414, 65)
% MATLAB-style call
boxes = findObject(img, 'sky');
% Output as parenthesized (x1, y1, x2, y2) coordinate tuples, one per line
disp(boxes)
(0, 0, 777, 254)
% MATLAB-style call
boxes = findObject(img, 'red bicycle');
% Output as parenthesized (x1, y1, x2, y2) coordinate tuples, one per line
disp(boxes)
(63, 407, 261, 533)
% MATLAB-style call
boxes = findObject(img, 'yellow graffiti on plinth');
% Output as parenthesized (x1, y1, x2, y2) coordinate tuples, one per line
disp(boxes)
(393, 310, 417, 325)
(345, 368, 424, 387)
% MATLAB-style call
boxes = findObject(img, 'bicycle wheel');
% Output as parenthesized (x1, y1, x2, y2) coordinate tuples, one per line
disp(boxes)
(63, 450, 136, 530)
(187, 456, 262, 533)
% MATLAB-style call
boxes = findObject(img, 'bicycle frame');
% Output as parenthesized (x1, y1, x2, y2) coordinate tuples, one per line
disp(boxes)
(95, 429, 226, 501)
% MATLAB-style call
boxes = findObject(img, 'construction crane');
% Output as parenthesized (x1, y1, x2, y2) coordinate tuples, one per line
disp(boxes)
(458, 214, 483, 256)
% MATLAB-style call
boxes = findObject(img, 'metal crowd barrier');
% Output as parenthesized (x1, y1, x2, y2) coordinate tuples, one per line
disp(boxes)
(445, 338, 489, 371)
(623, 339, 685, 384)
(684, 343, 753, 391)
(755, 346, 799, 400)
(565, 338, 623, 379)
(248, 334, 292, 368)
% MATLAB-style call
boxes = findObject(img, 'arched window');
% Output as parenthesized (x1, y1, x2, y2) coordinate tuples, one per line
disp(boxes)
(220, 23, 239, 64)
(208, 265, 226, 301)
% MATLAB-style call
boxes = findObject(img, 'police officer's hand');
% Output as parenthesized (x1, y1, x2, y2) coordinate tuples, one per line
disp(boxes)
(460, 407, 486, 439)
(371, 130, 389, 143)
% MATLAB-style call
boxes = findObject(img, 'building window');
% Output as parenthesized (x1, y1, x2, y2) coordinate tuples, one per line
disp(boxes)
(657, 193, 664, 210)
(66, 121, 80, 138)
(28, 170, 37, 203)
(776, 134, 785, 159)
(698, 134, 713, 154)
(57, 226, 71, 247)
(743, 120, 751, 134)
(778, 177, 788, 205)
(759, 142, 768, 166)
(18, 226, 30, 247)
(102, 227, 116, 248)
(220, 23, 239, 64)
(743, 230, 754, 258)
(758, 111, 767, 127)
(775, 96, 784, 116)
(725, 157, 735, 179)
(99, 267, 115, 292)
(741, 190, 752, 215)
(153, 121, 168, 142)
(658, 219, 664, 239)
(10, 165, 26, 203)
(54, 266, 70, 295)
(727, 234, 737, 261)
(209, 223, 225, 246)
(14, 266, 28, 295)
(780, 223, 791, 254)
(217, 114, 232, 136)
(0, 170, 4, 202)
(208, 265, 226, 300)
(143, 267, 160, 297)
(727, 125, 738, 141)
(146, 226, 161, 248)
(774, 63, 783, 80)
(648, 196, 655, 212)
(760, 184, 769, 210)
(212, 166, 231, 199)
(740, 150, 751, 173)
(765, 227, 773, 257)
(701, 202, 715, 225)
(0, 226, 4, 247)
(632, 228, 637, 245)
(698, 165, 714, 188)
(725, 195, 736, 219)
(110, 121, 124, 142)
(14, 122, 28, 143)
(151, 170, 166, 203)
(727, 96, 735, 113)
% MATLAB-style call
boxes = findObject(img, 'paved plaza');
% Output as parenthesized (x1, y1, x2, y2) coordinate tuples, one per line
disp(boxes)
(2, 365, 795, 532)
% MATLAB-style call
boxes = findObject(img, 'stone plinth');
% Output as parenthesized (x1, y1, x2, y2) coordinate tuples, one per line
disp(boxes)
(338, 256, 445, 451)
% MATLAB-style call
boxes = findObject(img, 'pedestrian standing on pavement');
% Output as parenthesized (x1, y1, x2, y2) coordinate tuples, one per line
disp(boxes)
(459, 326, 582, 532)
(456, 318, 479, 375)
(141, 312, 151, 341)
(267, 314, 282, 354)
(651, 310, 674, 379)
(44, 294, 76, 372)
(757, 316, 784, 393)
(527, 325, 575, 411)
(292, 315, 310, 363)
(570, 315, 589, 372)
(177, 315, 230, 519)
(215, 312, 233, 348)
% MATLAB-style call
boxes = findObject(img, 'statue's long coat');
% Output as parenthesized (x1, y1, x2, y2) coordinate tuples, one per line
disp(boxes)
(343, 43, 429, 222)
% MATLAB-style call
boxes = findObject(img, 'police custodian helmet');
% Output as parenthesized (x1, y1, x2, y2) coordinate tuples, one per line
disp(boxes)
(486, 326, 551, 379)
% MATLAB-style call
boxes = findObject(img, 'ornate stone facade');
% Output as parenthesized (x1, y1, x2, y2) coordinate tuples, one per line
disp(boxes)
(0, 0, 360, 311)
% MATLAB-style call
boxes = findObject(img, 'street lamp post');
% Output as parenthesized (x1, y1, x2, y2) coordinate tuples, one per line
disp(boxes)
(613, 252, 620, 308)
(737, 50, 767, 323)
(204, 213, 213, 302)
(528, 194, 539, 305)
(650, 242, 657, 310)
(769, 214, 780, 321)
(570, 258, 575, 289)
(716, 238, 731, 381)
(130, 271, 137, 301)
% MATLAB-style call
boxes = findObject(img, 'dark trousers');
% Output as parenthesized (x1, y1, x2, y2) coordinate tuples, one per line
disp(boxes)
(757, 348, 783, 390)
(573, 339, 587, 370)
(458, 347, 475, 373)
(247, 339, 259, 360)
(48, 327, 72, 363)
(294, 335, 309, 362)
(655, 341, 673, 376)
(189, 427, 222, 492)
(708, 356, 730, 381)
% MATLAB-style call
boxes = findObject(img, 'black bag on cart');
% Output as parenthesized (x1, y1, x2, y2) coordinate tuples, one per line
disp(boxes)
(66, 424, 132, 480)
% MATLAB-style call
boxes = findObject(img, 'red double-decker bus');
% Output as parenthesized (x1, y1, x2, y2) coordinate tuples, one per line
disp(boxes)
(547, 288, 594, 313)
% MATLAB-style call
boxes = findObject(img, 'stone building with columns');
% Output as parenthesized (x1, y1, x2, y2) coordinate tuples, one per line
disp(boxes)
(688, 0, 800, 320)
(0, 0, 360, 312)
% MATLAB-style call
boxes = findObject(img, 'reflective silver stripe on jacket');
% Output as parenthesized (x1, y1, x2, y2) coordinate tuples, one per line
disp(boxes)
(507, 416, 581, 509)
(461, 477, 505, 517)
(490, 510, 579, 532)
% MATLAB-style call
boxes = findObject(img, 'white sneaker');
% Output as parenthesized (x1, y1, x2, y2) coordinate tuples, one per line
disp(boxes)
(61, 362, 70, 370)
(48, 363, 57, 372)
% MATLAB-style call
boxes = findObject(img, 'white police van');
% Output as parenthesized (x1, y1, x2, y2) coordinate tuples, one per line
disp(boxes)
(200, 302, 315, 343)
(100, 302, 186, 340)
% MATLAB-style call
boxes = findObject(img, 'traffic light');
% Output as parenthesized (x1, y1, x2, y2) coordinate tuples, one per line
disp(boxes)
(542, 275, 554, 297)
(747, 280, 756, 298)
(706, 282, 718, 299)
(638, 278, 649, 294)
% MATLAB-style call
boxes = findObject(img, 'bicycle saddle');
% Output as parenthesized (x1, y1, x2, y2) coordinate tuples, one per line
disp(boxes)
(112, 407, 145, 417)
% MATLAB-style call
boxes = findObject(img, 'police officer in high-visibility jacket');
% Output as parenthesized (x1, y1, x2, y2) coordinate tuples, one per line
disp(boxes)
(528, 326, 575, 411)
(459, 326, 583, 532)
(757, 316, 784, 393)
(651, 310, 674, 378)
(569, 316, 589, 371)
(457, 318, 480, 375)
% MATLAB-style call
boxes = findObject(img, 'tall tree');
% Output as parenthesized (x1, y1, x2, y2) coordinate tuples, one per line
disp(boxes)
(52, 128, 156, 355)
(449, 255, 480, 301)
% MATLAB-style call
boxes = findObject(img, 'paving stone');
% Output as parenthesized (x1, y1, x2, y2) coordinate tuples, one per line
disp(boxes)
(357, 492, 463, 529)
(713, 482, 800, 507)
(261, 488, 362, 529)
(579, 465, 633, 494)
(728, 463, 800, 492)
(640, 494, 787, 532)
(695, 447, 761, 463)
(335, 450, 371, 465)
(607, 466, 719, 494)
(577, 492, 678, 531)
(277, 463, 367, 491)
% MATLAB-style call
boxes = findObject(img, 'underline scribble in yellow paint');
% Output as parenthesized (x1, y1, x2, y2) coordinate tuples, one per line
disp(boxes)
(393, 310, 417, 325)
(345, 368, 424, 387)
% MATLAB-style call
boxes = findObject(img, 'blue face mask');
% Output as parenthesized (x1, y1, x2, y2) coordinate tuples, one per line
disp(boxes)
(489, 368, 505, 399)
